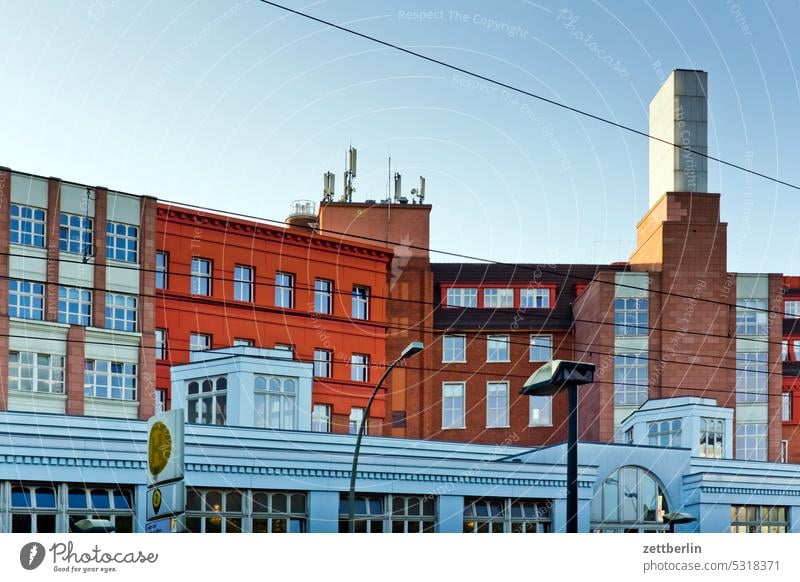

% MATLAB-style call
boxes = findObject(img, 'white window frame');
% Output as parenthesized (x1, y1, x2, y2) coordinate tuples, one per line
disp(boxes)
(736, 299, 769, 336)
(187, 376, 227, 426)
(275, 272, 294, 308)
(445, 287, 477, 308)
(352, 286, 369, 320)
(786, 300, 800, 318)
(57, 286, 91, 326)
(9, 279, 45, 320)
(736, 352, 768, 403)
(519, 288, 550, 309)
(528, 395, 552, 427)
(156, 251, 168, 289)
(10, 204, 46, 247)
(442, 335, 466, 363)
(486, 381, 509, 428)
(105, 221, 138, 263)
(483, 288, 513, 309)
(233, 338, 254, 347)
(155, 329, 167, 360)
(487, 335, 510, 362)
(442, 382, 466, 429)
(351, 354, 369, 382)
(782, 392, 792, 422)
(614, 352, 649, 406)
(647, 419, 682, 447)
(614, 297, 649, 336)
(311, 404, 331, 433)
(254, 376, 297, 430)
(190, 333, 211, 352)
(349, 408, 366, 435)
(105, 293, 137, 332)
(234, 265, 254, 302)
(529, 335, 553, 362)
(59, 213, 93, 256)
(9, 351, 65, 394)
(84, 360, 137, 401)
(314, 349, 332, 378)
(699, 417, 725, 459)
(314, 279, 333, 314)
(191, 258, 212, 296)
(735, 423, 767, 461)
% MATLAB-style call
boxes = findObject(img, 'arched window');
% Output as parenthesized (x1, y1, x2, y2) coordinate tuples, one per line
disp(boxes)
(254, 376, 297, 430)
(590, 466, 670, 533)
(187, 376, 227, 426)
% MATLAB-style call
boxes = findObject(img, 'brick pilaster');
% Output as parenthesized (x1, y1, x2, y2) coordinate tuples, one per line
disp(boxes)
(92, 188, 108, 328)
(137, 197, 157, 420)
(45, 178, 61, 322)
(65, 325, 85, 416)
(0, 168, 11, 411)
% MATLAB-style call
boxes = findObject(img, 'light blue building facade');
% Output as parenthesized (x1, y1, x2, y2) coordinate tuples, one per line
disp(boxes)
(1, 348, 799, 534)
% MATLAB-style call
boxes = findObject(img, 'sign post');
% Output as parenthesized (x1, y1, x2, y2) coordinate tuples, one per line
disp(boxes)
(145, 409, 185, 533)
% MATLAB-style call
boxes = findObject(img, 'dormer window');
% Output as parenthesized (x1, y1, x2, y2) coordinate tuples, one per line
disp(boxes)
(699, 418, 724, 458)
(254, 376, 297, 430)
(647, 419, 682, 447)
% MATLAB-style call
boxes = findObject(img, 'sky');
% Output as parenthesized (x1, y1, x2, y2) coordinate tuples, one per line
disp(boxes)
(1, 0, 799, 273)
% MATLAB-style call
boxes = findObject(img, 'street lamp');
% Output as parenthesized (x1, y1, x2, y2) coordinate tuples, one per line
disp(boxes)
(522, 359, 595, 533)
(664, 511, 696, 533)
(347, 341, 424, 533)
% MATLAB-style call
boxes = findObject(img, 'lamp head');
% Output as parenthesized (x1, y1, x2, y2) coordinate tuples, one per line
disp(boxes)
(521, 360, 596, 395)
(400, 341, 424, 360)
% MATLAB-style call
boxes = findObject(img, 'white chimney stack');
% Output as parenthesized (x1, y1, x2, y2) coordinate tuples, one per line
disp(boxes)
(648, 69, 708, 205)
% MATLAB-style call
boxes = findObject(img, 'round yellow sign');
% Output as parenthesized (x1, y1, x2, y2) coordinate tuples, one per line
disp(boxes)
(152, 488, 162, 513)
(148, 421, 172, 476)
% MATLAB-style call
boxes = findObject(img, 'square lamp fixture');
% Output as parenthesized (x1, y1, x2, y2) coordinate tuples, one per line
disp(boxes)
(521, 360, 596, 396)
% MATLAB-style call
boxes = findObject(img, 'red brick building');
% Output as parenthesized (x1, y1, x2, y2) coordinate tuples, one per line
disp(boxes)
(781, 276, 800, 461)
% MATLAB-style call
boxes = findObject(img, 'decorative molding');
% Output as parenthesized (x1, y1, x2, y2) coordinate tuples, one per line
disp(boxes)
(0, 454, 144, 470)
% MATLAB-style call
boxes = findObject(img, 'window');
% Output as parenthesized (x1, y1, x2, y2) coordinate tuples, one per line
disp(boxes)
(781, 440, 789, 463)
(647, 419, 682, 447)
(84, 360, 136, 400)
(520, 288, 550, 309)
(185, 488, 242, 533)
(786, 300, 800, 318)
(191, 258, 212, 296)
(233, 338, 253, 347)
(155, 388, 167, 414)
(275, 344, 294, 356)
(529, 335, 553, 362)
(187, 377, 227, 425)
(59, 213, 93, 255)
(337, 494, 436, 533)
(529, 395, 552, 427)
(736, 299, 768, 335)
(9, 279, 44, 320)
(731, 505, 788, 533)
(233, 265, 253, 302)
(736, 423, 767, 461)
(275, 272, 294, 308)
(352, 286, 369, 320)
(67, 487, 134, 533)
(313, 349, 332, 378)
(349, 408, 365, 435)
(614, 298, 649, 336)
(10, 204, 46, 247)
(486, 382, 509, 428)
(590, 466, 669, 533)
(442, 382, 465, 429)
(9, 485, 58, 533)
(483, 288, 513, 309)
(190, 333, 211, 352)
(58, 286, 91, 326)
(736, 352, 768, 403)
(783, 341, 790, 362)
(624, 428, 634, 444)
(9, 352, 65, 394)
(156, 251, 168, 289)
(314, 279, 332, 314)
(105, 293, 137, 332)
(614, 352, 648, 406)
(105, 221, 138, 262)
(254, 376, 297, 430)
(445, 287, 477, 308)
(699, 418, 724, 458)
(463, 498, 552, 533)
(783, 392, 793, 422)
(252, 491, 307, 533)
(487, 335, 510, 362)
(155, 329, 167, 360)
(311, 404, 331, 432)
(351, 354, 369, 382)
(442, 335, 466, 363)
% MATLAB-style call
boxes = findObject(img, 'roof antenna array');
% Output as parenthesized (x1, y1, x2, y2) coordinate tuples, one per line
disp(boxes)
(341, 146, 357, 202)
(322, 171, 335, 202)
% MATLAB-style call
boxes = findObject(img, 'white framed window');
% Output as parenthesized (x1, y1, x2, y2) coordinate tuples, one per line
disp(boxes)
(275, 272, 294, 308)
(275, 343, 294, 355)
(730, 505, 788, 533)
(9, 351, 65, 394)
(783, 341, 790, 362)
(10, 204, 46, 247)
(486, 381, 509, 427)
(314, 349, 332, 378)
(487, 335, 510, 362)
(251, 490, 307, 533)
(442, 382, 465, 429)
(84, 360, 136, 401)
(735, 423, 767, 461)
(255, 376, 297, 430)
(9, 484, 58, 533)
(234, 265, 253, 302)
(59, 213, 93, 255)
(351, 354, 369, 382)
(105, 293, 137, 332)
(736, 299, 768, 336)
(155, 388, 167, 414)
(442, 335, 466, 363)
(233, 338, 254, 347)
(445, 287, 477, 308)
(736, 352, 768, 403)
(529, 335, 553, 362)
(781, 440, 789, 463)
(520, 288, 550, 308)
(699, 417, 724, 458)
(349, 407, 366, 435)
(191, 258, 212, 296)
(187, 376, 227, 425)
(314, 279, 333, 314)
(483, 288, 513, 308)
(156, 251, 168, 289)
(647, 419, 682, 447)
(529, 395, 552, 427)
(338, 494, 436, 533)
(352, 286, 369, 320)
(185, 488, 242, 533)
(463, 497, 552, 533)
(190, 333, 211, 352)
(105, 221, 138, 262)
(782, 392, 792, 422)
(70, 487, 135, 533)
(155, 329, 167, 360)
(614, 352, 648, 406)
(786, 300, 800, 318)
(57, 286, 91, 326)
(614, 298, 649, 336)
(311, 404, 331, 432)
(9, 279, 44, 320)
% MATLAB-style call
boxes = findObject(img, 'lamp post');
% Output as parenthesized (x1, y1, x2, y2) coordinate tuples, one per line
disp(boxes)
(522, 359, 595, 533)
(348, 341, 424, 533)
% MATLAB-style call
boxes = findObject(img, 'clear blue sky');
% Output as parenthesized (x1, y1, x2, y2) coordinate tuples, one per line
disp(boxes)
(1, 1, 798, 273)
